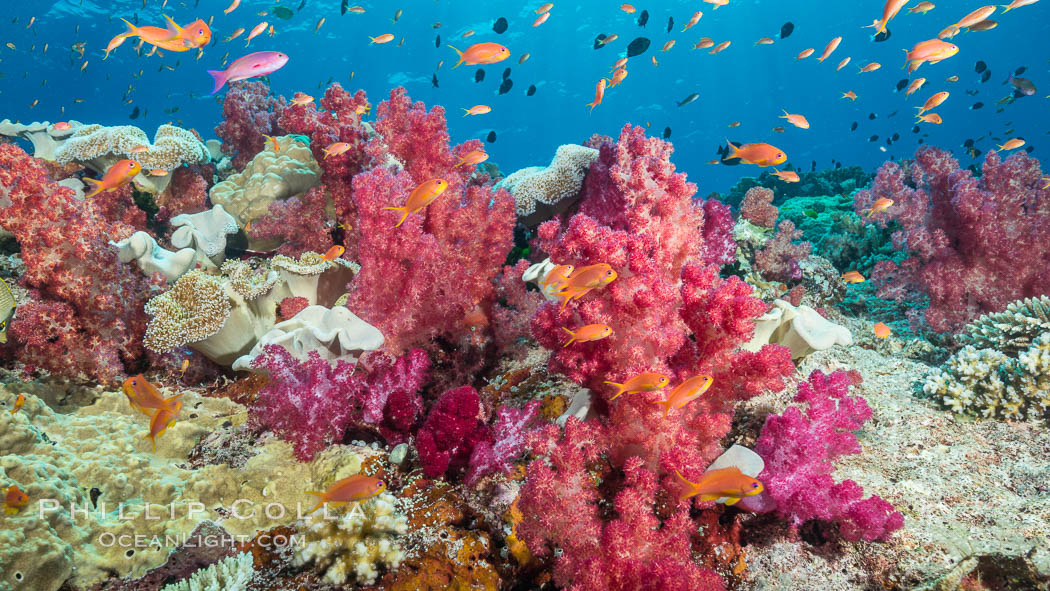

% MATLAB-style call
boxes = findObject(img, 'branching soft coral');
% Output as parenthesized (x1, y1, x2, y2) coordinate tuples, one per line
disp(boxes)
(854, 147, 1050, 332)
(754, 220, 811, 282)
(246, 187, 334, 257)
(0, 143, 165, 383)
(251, 345, 429, 461)
(754, 370, 904, 542)
(214, 80, 287, 170)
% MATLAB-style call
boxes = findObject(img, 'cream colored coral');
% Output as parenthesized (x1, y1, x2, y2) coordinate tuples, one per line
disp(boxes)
(742, 299, 853, 360)
(497, 144, 599, 226)
(144, 271, 232, 353)
(270, 252, 359, 306)
(232, 305, 384, 371)
(0, 386, 369, 591)
(290, 492, 407, 585)
(208, 135, 321, 230)
(161, 552, 255, 591)
(0, 119, 81, 160)
(53, 123, 208, 193)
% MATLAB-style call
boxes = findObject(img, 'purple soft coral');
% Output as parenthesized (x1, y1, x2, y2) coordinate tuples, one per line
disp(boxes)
(754, 370, 904, 542)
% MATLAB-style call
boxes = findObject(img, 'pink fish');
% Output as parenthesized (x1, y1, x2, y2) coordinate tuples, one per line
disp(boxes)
(206, 51, 288, 94)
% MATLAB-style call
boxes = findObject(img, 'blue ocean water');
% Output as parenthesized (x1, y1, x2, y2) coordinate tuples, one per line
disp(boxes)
(1, 0, 1047, 191)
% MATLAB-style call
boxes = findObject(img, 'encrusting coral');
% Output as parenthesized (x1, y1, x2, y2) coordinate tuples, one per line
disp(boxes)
(496, 143, 600, 226)
(289, 492, 408, 585)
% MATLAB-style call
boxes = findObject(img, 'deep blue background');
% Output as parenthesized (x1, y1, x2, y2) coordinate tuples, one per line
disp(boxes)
(0, 0, 1047, 192)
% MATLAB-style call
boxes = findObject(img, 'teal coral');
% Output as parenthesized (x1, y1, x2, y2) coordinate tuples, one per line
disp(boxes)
(957, 295, 1050, 355)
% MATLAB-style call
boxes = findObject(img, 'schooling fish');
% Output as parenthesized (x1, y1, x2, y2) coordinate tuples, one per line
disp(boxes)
(561, 324, 613, 347)
(435, 34, 440, 48)
(502, 67, 511, 79)
(84, 160, 141, 198)
(432, 72, 439, 88)
(677, 92, 699, 106)
(850, 121, 858, 131)
(637, 9, 648, 27)
(493, 17, 508, 34)
(676, 445, 765, 505)
(527, 84, 536, 96)
(486, 130, 497, 143)
(605, 372, 669, 401)
(894, 78, 909, 92)
(981, 70, 991, 83)
(626, 37, 650, 57)
(207, 51, 289, 94)
(475, 69, 485, 82)
(304, 474, 387, 515)
(667, 16, 673, 32)
(0, 277, 15, 344)
(498, 78, 513, 94)
(780, 22, 794, 39)
(448, 42, 510, 67)
(653, 375, 713, 416)
(129, 106, 140, 119)
(144, 407, 177, 452)
(663, 126, 671, 139)
(384, 178, 449, 227)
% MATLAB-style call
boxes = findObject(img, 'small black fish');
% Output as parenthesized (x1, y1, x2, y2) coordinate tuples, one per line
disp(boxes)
(895, 78, 909, 92)
(493, 17, 508, 34)
(498, 78, 513, 94)
(1024, 145, 1033, 154)
(975, 60, 987, 74)
(912, 125, 920, 133)
(667, 17, 673, 33)
(594, 34, 608, 49)
(835, 162, 842, 169)
(811, 160, 817, 172)
(297, 0, 306, 11)
(626, 37, 651, 57)
(486, 130, 497, 143)
(868, 112, 877, 120)
(164, 106, 180, 114)
(981, 70, 991, 83)
(475, 69, 485, 83)
(129, 106, 140, 119)
(663, 126, 671, 139)
(526, 84, 536, 96)
(435, 34, 440, 48)
(780, 22, 794, 39)
(868, 135, 879, 142)
(873, 28, 891, 42)
(432, 73, 439, 88)
(964, 138, 975, 147)
(918, 138, 925, 145)
(677, 92, 699, 106)
(966, 89, 979, 96)
(892, 132, 900, 141)
(1015, 66, 1026, 76)
(637, 9, 648, 27)
(850, 121, 858, 131)
(341, 0, 348, 16)
(971, 102, 984, 110)
(502, 67, 511, 80)
(886, 137, 893, 146)
(972, 148, 982, 157)
(888, 110, 898, 118)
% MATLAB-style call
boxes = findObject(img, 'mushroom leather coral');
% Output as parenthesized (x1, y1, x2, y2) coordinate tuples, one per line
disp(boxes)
(0, 143, 165, 384)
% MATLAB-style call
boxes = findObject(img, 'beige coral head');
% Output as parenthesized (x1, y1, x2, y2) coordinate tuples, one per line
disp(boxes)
(144, 271, 232, 353)
(54, 123, 208, 171)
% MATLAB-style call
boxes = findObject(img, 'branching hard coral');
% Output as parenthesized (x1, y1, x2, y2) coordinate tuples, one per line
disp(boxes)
(923, 332, 1050, 421)
(753, 370, 905, 542)
(290, 492, 408, 585)
(854, 147, 1050, 333)
(0, 143, 165, 383)
(161, 552, 255, 591)
(957, 295, 1050, 355)
(497, 143, 600, 226)
(214, 80, 287, 170)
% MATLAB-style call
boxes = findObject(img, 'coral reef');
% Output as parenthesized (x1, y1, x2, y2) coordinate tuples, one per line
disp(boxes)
(744, 299, 853, 360)
(957, 295, 1050, 354)
(214, 80, 288, 170)
(496, 143, 600, 226)
(244, 186, 334, 256)
(169, 204, 239, 269)
(231, 305, 384, 371)
(156, 165, 210, 217)
(739, 186, 779, 228)
(754, 219, 812, 283)
(160, 552, 255, 591)
(111, 231, 197, 282)
(855, 147, 1050, 333)
(416, 386, 489, 479)
(0, 119, 81, 160)
(722, 164, 872, 208)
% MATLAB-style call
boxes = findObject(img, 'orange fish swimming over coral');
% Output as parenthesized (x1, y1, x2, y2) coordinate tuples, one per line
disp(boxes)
(554, 263, 617, 308)
(772, 169, 800, 182)
(873, 322, 892, 338)
(144, 407, 177, 452)
(448, 42, 510, 67)
(384, 178, 449, 227)
(676, 466, 762, 505)
(304, 474, 387, 515)
(780, 110, 809, 129)
(4, 485, 28, 514)
(122, 375, 183, 418)
(726, 141, 786, 167)
(842, 270, 866, 283)
(861, 198, 894, 217)
(605, 372, 670, 401)
(653, 375, 713, 416)
(561, 324, 613, 347)
(84, 159, 141, 198)
(453, 150, 489, 168)
(9, 393, 24, 414)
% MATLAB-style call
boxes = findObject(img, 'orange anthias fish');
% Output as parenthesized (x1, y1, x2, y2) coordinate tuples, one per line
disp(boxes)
(370, 33, 395, 44)
(653, 375, 713, 416)
(607, 67, 628, 87)
(905, 77, 927, 97)
(916, 91, 949, 115)
(84, 159, 141, 198)
(262, 134, 280, 151)
(586, 78, 607, 113)
(4, 485, 29, 514)
(676, 466, 763, 505)
(917, 113, 942, 124)
(305, 474, 387, 515)
(448, 42, 510, 67)
(533, 12, 551, 26)
(773, 169, 800, 182)
(536, 2, 554, 13)
(905, 39, 959, 73)
(705, 0, 730, 8)
(323, 142, 351, 159)
(726, 141, 786, 167)
(755, 37, 775, 45)
(103, 33, 131, 59)
(873, 322, 892, 338)
(384, 178, 450, 227)
(682, 11, 703, 31)
(165, 16, 212, 48)
(780, 110, 809, 129)
(145, 407, 177, 452)
(836, 56, 852, 71)
(866, 0, 910, 36)
(956, 5, 997, 30)
(796, 48, 814, 60)
(53, 121, 72, 130)
(605, 372, 670, 401)
(862, 197, 894, 217)
(816, 36, 842, 62)
(908, 1, 936, 13)
(620, 3, 636, 13)
(290, 92, 314, 107)
(322, 245, 345, 261)
(859, 62, 882, 73)
(709, 41, 730, 54)
(122, 375, 183, 418)
(694, 37, 715, 50)
(599, 34, 619, 46)
(541, 264, 575, 291)
(996, 138, 1025, 152)
(9, 393, 25, 414)
(662, 40, 676, 52)
(453, 150, 489, 168)
(463, 104, 492, 116)
(1000, 0, 1038, 12)
(561, 324, 613, 347)
(555, 263, 617, 308)
(842, 91, 858, 100)
(842, 271, 866, 283)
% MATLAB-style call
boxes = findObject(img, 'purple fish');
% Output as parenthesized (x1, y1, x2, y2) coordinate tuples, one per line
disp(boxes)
(207, 51, 289, 94)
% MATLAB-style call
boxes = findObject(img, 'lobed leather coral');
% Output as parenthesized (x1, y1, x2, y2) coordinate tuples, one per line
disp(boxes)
(0, 143, 165, 384)
(854, 147, 1050, 333)
(497, 143, 600, 227)
(753, 370, 905, 542)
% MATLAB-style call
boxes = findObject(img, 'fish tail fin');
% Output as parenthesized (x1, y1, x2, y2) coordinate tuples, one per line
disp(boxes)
(120, 18, 140, 38)
(382, 206, 410, 227)
(999, 3, 1014, 12)
(675, 469, 699, 489)
(82, 178, 104, 199)
(585, 99, 598, 113)
(304, 490, 324, 496)
(725, 138, 741, 160)
(561, 327, 576, 347)
(206, 69, 227, 95)
(447, 45, 465, 68)
(304, 500, 324, 515)
(604, 381, 626, 400)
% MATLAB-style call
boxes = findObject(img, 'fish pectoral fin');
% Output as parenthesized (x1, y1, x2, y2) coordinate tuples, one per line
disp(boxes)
(723, 496, 741, 506)
(698, 493, 721, 502)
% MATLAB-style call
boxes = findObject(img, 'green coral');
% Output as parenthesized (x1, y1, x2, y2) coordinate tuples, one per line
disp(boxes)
(776, 193, 895, 275)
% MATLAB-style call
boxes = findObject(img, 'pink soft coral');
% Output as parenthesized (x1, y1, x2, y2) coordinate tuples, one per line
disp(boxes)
(0, 144, 164, 384)
(740, 186, 778, 228)
(465, 399, 541, 486)
(754, 370, 904, 542)
(754, 220, 811, 282)
(214, 80, 287, 170)
(854, 147, 1050, 332)
(246, 187, 334, 257)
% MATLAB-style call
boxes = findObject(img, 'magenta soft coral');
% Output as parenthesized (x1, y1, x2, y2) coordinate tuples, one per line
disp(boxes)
(0, 144, 164, 384)
(854, 147, 1050, 332)
(754, 220, 811, 282)
(754, 370, 904, 542)
(251, 345, 429, 461)
(246, 187, 334, 257)
(214, 80, 287, 170)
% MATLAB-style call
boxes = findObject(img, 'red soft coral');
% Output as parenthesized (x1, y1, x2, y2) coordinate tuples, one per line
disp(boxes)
(416, 385, 487, 478)
(156, 165, 210, 217)
(0, 144, 165, 384)
(854, 147, 1050, 332)
(754, 219, 811, 282)
(754, 370, 904, 542)
(740, 186, 779, 228)
(214, 80, 287, 170)
(246, 187, 334, 257)
(465, 399, 541, 486)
